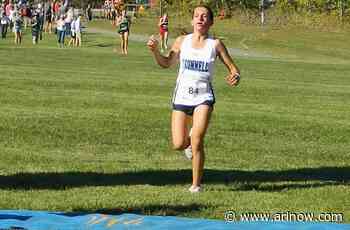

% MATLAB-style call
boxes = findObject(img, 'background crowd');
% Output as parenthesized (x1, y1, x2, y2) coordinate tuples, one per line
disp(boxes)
(0, 0, 83, 47)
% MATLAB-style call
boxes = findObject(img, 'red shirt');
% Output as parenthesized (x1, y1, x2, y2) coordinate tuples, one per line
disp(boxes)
(54, 2, 60, 13)
(159, 16, 168, 30)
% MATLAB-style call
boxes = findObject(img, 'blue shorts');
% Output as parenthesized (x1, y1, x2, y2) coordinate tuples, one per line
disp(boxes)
(172, 100, 215, 116)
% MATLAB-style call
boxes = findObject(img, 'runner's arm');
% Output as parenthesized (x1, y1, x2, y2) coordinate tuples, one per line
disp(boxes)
(216, 39, 241, 86)
(147, 35, 183, 68)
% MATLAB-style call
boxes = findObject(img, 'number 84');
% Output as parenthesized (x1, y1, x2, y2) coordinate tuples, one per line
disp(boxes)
(188, 87, 199, 94)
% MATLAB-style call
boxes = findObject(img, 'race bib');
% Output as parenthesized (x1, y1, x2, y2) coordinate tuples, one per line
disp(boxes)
(179, 81, 209, 101)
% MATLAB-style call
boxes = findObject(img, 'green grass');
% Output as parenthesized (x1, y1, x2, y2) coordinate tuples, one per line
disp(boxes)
(90, 17, 350, 64)
(0, 21, 349, 223)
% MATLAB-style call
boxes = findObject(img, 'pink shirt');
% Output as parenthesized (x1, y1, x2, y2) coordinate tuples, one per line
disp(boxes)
(5, 3, 13, 16)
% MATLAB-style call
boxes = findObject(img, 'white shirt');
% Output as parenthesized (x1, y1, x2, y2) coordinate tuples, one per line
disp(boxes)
(65, 8, 73, 23)
(56, 19, 65, 30)
(1, 16, 10, 25)
(172, 34, 217, 106)
(75, 17, 81, 32)
(70, 20, 76, 32)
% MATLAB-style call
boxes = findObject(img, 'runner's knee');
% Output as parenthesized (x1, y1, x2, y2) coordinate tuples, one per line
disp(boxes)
(172, 138, 188, 150)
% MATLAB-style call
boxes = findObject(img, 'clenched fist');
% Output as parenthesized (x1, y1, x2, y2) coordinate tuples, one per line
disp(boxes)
(147, 35, 159, 53)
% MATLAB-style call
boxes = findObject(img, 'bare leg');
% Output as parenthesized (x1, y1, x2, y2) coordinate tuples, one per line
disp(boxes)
(76, 34, 81, 47)
(123, 31, 128, 54)
(171, 110, 191, 150)
(191, 105, 212, 187)
(160, 34, 164, 51)
(164, 31, 168, 50)
(119, 34, 124, 54)
(68, 38, 73, 46)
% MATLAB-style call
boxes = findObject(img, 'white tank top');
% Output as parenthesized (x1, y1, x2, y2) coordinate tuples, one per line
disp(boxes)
(172, 34, 217, 106)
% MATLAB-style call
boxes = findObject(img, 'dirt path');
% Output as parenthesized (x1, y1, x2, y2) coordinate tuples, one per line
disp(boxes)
(86, 27, 274, 59)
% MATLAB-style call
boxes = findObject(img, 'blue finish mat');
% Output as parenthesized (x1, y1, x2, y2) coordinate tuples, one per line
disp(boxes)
(0, 210, 348, 230)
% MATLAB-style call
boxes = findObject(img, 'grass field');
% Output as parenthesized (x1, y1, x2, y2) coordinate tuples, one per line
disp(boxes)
(0, 18, 349, 223)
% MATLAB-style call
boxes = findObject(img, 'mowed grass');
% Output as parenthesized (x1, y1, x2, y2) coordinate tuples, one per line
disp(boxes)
(90, 17, 350, 64)
(0, 23, 349, 223)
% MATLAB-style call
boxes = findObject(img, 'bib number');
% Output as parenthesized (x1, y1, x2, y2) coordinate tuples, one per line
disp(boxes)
(180, 82, 209, 100)
(188, 87, 199, 95)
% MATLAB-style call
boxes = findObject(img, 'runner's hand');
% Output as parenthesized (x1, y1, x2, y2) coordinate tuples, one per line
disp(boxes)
(147, 35, 159, 52)
(225, 72, 240, 87)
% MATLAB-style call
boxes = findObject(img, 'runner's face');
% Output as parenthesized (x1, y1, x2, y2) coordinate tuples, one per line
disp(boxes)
(192, 7, 213, 33)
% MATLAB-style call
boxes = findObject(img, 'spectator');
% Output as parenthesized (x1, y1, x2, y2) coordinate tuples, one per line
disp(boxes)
(0, 11, 10, 39)
(31, 13, 40, 44)
(68, 15, 75, 46)
(13, 10, 23, 44)
(53, 0, 60, 21)
(58, 0, 65, 17)
(20, 3, 30, 30)
(74, 14, 82, 47)
(5, 0, 13, 17)
(45, 0, 53, 33)
(8, 2, 15, 30)
(56, 14, 65, 47)
(36, 3, 44, 40)
(64, 6, 73, 36)
(86, 4, 92, 21)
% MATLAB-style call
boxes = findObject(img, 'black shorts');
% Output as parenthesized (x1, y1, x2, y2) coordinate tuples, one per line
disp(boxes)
(46, 15, 52, 23)
(172, 100, 215, 116)
(118, 29, 129, 35)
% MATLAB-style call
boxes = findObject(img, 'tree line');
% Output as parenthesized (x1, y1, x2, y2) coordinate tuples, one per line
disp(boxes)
(162, 0, 349, 16)
(53, 0, 348, 17)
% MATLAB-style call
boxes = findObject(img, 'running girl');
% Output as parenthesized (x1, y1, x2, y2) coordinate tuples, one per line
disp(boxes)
(117, 10, 130, 55)
(158, 12, 168, 52)
(147, 5, 241, 193)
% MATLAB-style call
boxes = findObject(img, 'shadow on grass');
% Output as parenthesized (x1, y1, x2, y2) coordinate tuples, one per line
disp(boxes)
(94, 43, 114, 48)
(0, 167, 348, 191)
(85, 42, 114, 48)
(83, 32, 100, 37)
(54, 203, 208, 217)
